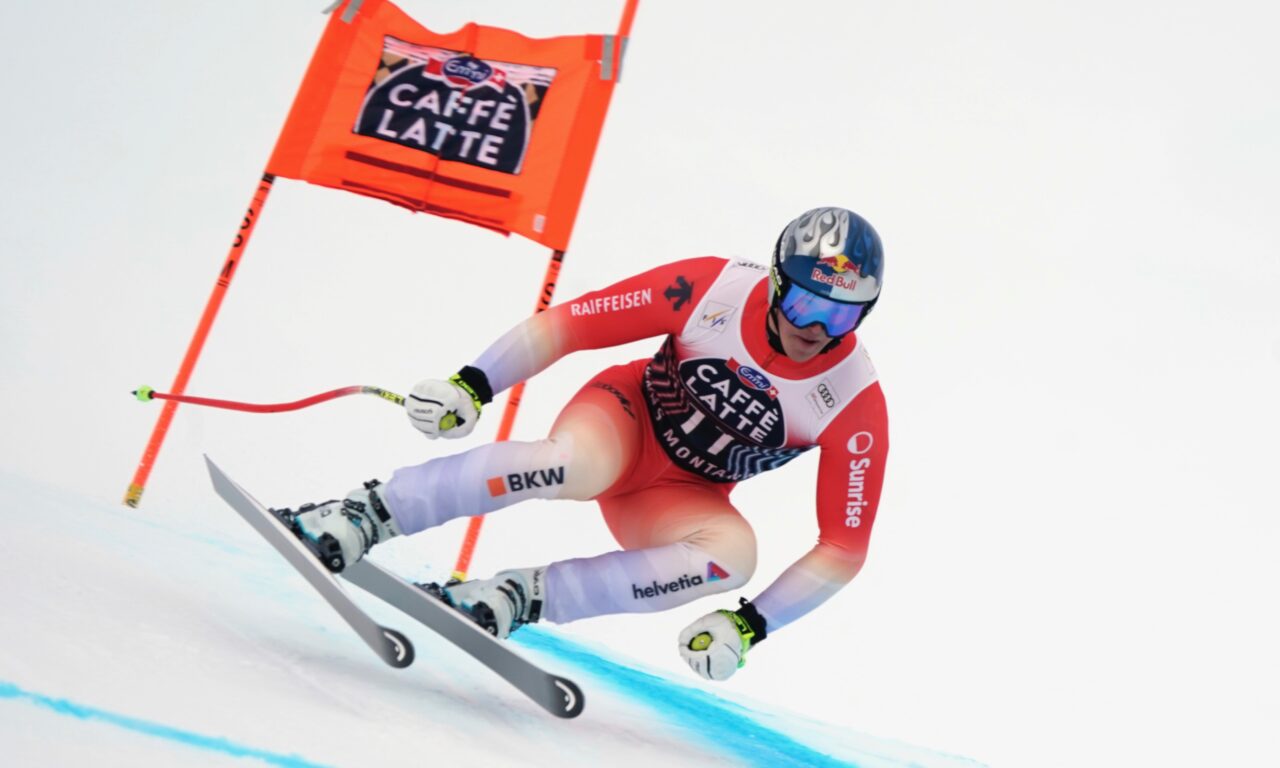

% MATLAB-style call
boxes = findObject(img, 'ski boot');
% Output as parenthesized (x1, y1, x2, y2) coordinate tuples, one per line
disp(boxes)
(422, 567, 545, 639)
(271, 480, 401, 574)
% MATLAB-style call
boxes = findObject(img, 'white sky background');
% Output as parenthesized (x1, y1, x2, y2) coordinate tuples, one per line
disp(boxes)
(1, 1, 1278, 766)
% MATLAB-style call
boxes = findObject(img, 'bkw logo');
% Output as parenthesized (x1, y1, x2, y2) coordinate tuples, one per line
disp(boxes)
(486, 466, 566, 496)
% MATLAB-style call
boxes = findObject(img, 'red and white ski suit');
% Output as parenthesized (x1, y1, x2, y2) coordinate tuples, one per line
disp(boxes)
(383, 257, 889, 634)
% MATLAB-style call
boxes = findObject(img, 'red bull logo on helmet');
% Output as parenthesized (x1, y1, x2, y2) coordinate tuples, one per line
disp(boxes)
(810, 267, 861, 291)
(817, 254, 856, 274)
(811, 253, 864, 291)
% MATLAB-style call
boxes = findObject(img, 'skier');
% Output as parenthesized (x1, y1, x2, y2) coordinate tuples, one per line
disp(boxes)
(286, 207, 889, 681)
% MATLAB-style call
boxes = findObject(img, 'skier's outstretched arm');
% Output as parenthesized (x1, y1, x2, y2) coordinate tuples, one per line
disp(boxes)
(474, 256, 724, 395)
(678, 382, 889, 680)
(406, 256, 725, 439)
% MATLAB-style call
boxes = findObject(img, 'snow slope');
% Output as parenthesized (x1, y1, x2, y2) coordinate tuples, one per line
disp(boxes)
(0, 469, 980, 768)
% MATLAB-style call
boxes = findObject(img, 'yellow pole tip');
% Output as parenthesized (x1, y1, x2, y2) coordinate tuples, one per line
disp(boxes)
(123, 485, 144, 507)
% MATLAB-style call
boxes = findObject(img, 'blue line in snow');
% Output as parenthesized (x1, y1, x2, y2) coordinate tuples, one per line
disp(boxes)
(513, 629, 861, 768)
(0, 680, 329, 768)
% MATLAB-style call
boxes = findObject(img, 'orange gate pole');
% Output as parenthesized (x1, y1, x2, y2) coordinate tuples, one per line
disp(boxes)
(123, 173, 276, 507)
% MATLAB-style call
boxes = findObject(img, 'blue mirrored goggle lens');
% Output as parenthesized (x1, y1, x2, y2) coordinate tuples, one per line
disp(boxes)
(779, 285, 867, 337)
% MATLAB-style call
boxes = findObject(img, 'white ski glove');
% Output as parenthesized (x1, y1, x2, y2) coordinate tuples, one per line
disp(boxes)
(677, 599, 768, 681)
(406, 370, 487, 439)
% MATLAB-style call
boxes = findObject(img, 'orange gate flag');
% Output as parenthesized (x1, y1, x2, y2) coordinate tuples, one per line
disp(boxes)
(267, 0, 624, 251)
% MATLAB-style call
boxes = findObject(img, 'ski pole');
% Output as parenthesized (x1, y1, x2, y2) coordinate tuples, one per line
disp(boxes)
(132, 385, 404, 413)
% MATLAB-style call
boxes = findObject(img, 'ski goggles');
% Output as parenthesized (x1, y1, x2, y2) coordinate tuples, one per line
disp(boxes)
(778, 283, 868, 337)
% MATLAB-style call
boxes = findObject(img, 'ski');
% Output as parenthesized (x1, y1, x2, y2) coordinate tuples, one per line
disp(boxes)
(343, 559, 585, 719)
(205, 457, 584, 719)
(205, 457, 414, 669)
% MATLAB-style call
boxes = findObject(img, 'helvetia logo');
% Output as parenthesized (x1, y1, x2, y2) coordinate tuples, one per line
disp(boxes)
(486, 466, 566, 496)
(630, 563, 730, 600)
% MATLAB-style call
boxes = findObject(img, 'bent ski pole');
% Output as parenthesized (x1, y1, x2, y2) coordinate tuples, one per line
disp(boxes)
(132, 385, 404, 413)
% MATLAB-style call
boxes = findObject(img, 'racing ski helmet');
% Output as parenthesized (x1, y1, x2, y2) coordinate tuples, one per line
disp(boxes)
(769, 207, 884, 337)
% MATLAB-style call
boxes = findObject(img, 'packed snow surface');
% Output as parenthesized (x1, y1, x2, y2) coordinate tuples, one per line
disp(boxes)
(0, 470, 980, 768)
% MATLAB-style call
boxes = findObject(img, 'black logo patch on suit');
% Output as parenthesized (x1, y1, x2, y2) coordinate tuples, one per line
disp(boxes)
(663, 276, 693, 311)
(643, 338, 809, 482)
